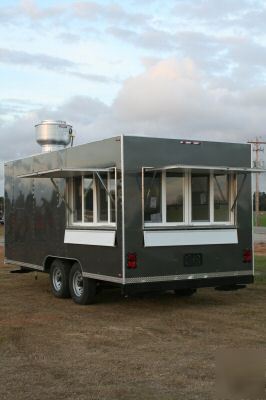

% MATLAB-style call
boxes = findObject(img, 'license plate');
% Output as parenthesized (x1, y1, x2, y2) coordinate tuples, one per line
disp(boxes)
(184, 253, 203, 267)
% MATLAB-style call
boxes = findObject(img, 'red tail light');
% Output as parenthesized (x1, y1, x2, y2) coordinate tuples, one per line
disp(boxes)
(243, 249, 252, 263)
(127, 253, 137, 269)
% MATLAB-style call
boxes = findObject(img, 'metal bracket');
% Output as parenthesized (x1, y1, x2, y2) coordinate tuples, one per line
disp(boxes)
(50, 178, 73, 213)
(231, 173, 247, 212)
(95, 171, 115, 205)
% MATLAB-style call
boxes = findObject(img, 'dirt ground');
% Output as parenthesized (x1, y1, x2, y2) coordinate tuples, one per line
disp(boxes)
(0, 246, 265, 400)
(254, 243, 266, 255)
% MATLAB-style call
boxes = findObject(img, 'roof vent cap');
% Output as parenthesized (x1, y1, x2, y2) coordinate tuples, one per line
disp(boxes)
(35, 120, 74, 152)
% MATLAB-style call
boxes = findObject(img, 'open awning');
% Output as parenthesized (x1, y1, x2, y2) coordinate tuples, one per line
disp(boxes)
(18, 167, 115, 179)
(144, 164, 266, 174)
(18, 166, 117, 213)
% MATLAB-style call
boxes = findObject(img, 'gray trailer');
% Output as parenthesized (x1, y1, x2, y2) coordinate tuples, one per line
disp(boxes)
(4, 122, 263, 304)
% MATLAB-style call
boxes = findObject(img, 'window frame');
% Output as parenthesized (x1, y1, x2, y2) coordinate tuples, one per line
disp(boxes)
(142, 168, 236, 228)
(68, 168, 117, 227)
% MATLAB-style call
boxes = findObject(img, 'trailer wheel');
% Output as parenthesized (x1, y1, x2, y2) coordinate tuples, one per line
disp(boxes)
(50, 259, 71, 298)
(69, 263, 96, 305)
(174, 288, 197, 297)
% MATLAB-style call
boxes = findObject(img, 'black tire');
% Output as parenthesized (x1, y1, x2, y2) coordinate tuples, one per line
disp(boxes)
(174, 288, 197, 297)
(69, 262, 96, 305)
(50, 259, 71, 298)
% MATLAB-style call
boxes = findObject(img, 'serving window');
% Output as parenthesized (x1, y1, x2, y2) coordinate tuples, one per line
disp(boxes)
(143, 169, 235, 227)
(69, 170, 116, 227)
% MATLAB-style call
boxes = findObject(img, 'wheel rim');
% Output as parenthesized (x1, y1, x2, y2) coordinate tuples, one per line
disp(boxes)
(73, 270, 84, 297)
(52, 266, 62, 292)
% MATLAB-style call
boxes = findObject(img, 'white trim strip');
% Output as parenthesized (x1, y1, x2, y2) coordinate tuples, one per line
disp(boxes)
(4, 258, 251, 285)
(144, 229, 238, 247)
(125, 270, 252, 284)
(121, 134, 126, 284)
(83, 272, 122, 283)
(64, 229, 116, 247)
(4, 259, 44, 271)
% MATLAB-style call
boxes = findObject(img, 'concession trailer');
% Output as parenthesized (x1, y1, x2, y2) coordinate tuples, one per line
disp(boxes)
(4, 120, 263, 304)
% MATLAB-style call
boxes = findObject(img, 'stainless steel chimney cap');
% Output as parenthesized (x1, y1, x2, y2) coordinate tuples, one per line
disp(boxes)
(35, 120, 73, 152)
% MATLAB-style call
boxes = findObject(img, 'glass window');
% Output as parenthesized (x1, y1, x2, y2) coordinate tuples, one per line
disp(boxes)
(96, 173, 108, 222)
(214, 174, 230, 222)
(166, 172, 184, 222)
(144, 172, 162, 223)
(73, 176, 82, 222)
(143, 169, 235, 226)
(109, 172, 116, 223)
(71, 171, 116, 225)
(84, 175, 93, 223)
(191, 174, 210, 222)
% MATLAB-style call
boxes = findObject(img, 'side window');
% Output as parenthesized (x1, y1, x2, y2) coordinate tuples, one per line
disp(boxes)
(84, 175, 94, 223)
(70, 171, 116, 226)
(144, 171, 185, 224)
(73, 176, 82, 223)
(191, 174, 210, 222)
(213, 173, 230, 222)
(96, 173, 108, 222)
(144, 172, 162, 223)
(143, 169, 235, 226)
(166, 172, 184, 223)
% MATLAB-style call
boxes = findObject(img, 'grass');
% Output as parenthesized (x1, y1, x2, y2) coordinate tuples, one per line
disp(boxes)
(254, 211, 266, 227)
(0, 246, 266, 400)
(0, 225, 4, 238)
(255, 255, 266, 283)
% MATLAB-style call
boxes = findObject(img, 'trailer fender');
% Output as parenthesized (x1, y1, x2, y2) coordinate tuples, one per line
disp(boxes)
(43, 255, 83, 274)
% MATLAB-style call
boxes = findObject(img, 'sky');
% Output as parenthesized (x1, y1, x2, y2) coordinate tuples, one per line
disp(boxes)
(1, 0, 266, 194)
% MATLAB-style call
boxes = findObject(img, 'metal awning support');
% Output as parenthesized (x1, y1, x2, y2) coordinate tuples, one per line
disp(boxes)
(18, 166, 115, 179)
(145, 170, 158, 207)
(95, 171, 115, 205)
(50, 178, 73, 213)
(231, 173, 247, 212)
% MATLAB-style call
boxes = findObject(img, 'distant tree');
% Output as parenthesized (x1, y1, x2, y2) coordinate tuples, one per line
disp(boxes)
(253, 192, 266, 211)
(0, 196, 3, 217)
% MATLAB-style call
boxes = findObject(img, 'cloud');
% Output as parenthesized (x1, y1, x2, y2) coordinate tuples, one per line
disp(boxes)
(72, 1, 147, 26)
(2, 57, 266, 194)
(173, 0, 261, 23)
(0, 47, 116, 83)
(0, 47, 75, 70)
(57, 32, 81, 44)
(108, 26, 175, 51)
(0, 0, 148, 28)
(20, 0, 65, 20)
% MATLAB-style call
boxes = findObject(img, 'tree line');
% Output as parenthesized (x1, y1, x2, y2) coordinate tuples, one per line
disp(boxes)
(0, 197, 3, 217)
(253, 192, 266, 211)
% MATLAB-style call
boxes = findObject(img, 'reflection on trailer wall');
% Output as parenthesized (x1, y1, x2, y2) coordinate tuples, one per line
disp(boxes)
(5, 137, 122, 278)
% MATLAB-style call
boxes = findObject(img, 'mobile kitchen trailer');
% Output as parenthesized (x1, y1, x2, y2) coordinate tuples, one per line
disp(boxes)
(4, 121, 263, 304)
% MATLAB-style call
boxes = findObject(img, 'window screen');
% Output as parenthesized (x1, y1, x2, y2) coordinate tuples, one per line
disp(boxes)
(144, 172, 162, 223)
(84, 175, 93, 223)
(191, 174, 210, 222)
(73, 176, 82, 222)
(214, 174, 230, 222)
(166, 172, 184, 222)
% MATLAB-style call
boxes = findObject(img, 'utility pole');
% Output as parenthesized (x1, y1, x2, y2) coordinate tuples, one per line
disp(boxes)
(248, 138, 266, 226)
